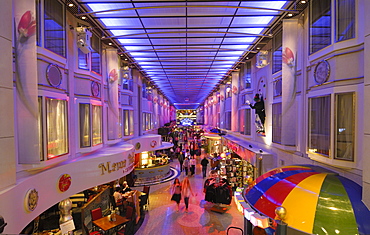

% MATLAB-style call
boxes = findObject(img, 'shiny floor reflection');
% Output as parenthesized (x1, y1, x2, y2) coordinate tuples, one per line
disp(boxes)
(133, 159, 244, 235)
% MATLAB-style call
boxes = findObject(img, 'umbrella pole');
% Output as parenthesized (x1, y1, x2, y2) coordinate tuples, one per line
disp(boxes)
(276, 221, 287, 235)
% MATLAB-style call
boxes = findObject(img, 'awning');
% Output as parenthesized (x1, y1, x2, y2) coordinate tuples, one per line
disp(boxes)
(152, 142, 174, 151)
(245, 165, 370, 235)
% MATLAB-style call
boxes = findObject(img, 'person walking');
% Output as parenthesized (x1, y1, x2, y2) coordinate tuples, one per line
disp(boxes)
(190, 156, 196, 176)
(178, 151, 184, 172)
(183, 157, 189, 176)
(170, 178, 182, 212)
(181, 177, 194, 212)
(201, 156, 209, 178)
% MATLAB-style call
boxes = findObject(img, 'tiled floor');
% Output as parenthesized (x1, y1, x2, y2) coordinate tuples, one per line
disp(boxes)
(133, 157, 245, 235)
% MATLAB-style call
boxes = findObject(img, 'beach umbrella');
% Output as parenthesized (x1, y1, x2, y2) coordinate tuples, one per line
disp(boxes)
(245, 165, 370, 235)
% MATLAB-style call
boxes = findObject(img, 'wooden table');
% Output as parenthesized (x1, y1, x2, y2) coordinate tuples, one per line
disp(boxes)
(92, 214, 129, 232)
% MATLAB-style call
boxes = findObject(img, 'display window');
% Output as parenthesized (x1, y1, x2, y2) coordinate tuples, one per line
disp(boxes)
(138, 151, 169, 168)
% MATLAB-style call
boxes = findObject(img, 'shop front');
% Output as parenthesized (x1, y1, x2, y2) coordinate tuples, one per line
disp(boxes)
(203, 132, 221, 155)
(220, 134, 274, 190)
(128, 134, 174, 185)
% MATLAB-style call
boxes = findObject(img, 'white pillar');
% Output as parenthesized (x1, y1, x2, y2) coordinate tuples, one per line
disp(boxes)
(231, 71, 240, 132)
(363, 0, 370, 208)
(0, 0, 16, 188)
(219, 85, 226, 129)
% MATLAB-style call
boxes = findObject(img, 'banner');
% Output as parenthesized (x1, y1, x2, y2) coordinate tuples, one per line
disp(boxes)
(14, 1, 39, 163)
(106, 48, 119, 140)
(281, 19, 299, 145)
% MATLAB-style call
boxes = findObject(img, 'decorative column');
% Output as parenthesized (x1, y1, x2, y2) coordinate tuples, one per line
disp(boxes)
(0, 0, 16, 189)
(203, 102, 208, 126)
(281, 19, 299, 146)
(207, 97, 212, 126)
(212, 92, 217, 127)
(132, 69, 140, 137)
(363, 0, 370, 208)
(219, 84, 226, 129)
(59, 199, 74, 235)
(231, 71, 240, 132)
(153, 90, 159, 129)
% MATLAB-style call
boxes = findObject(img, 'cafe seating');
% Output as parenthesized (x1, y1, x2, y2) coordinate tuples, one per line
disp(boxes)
(140, 186, 150, 210)
(83, 224, 103, 235)
(117, 205, 135, 235)
(91, 208, 103, 221)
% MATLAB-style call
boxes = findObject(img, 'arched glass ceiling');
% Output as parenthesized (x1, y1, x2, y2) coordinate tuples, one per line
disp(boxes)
(76, 0, 295, 109)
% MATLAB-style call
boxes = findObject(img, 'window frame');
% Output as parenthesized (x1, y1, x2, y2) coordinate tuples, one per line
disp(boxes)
(309, 0, 332, 54)
(42, 0, 66, 57)
(335, 0, 355, 42)
(45, 96, 69, 160)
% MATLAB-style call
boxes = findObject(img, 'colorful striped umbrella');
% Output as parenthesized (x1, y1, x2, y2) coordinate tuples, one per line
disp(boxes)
(245, 165, 370, 235)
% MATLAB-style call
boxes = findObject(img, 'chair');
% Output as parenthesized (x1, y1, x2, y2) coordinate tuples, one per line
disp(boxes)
(83, 224, 103, 235)
(125, 205, 135, 220)
(91, 208, 103, 221)
(117, 206, 135, 235)
(142, 186, 150, 207)
(139, 194, 148, 211)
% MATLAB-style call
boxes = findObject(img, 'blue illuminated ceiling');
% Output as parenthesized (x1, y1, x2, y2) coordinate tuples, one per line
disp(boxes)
(74, 0, 297, 109)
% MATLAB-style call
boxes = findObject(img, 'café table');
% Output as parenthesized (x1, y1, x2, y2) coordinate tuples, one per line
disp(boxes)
(92, 214, 130, 233)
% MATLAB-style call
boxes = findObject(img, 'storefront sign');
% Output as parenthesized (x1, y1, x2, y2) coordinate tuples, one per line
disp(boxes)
(99, 160, 126, 175)
(58, 174, 71, 192)
(150, 140, 157, 148)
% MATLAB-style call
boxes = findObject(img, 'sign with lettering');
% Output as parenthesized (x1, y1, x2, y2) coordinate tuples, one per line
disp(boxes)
(98, 160, 127, 175)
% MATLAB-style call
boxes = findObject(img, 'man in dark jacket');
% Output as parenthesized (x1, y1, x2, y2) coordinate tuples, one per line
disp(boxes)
(178, 152, 184, 172)
(201, 156, 209, 178)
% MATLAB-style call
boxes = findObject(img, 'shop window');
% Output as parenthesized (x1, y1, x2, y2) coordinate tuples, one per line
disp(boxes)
(123, 110, 130, 136)
(272, 30, 282, 74)
(38, 97, 44, 160)
(245, 61, 252, 89)
(226, 85, 232, 98)
(225, 111, 232, 130)
(78, 49, 89, 70)
(121, 66, 133, 91)
(336, 0, 355, 42)
(123, 109, 134, 136)
(335, 92, 354, 161)
(79, 103, 102, 148)
(244, 109, 251, 135)
(92, 105, 102, 146)
(310, 0, 331, 54)
(129, 110, 134, 135)
(43, 0, 66, 57)
(272, 103, 282, 144)
(142, 82, 148, 99)
(91, 34, 101, 74)
(46, 98, 68, 159)
(239, 109, 244, 134)
(142, 113, 146, 131)
(79, 103, 91, 147)
(308, 95, 330, 156)
(142, 112, 152, 131)
(118, 108, 122, 138)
